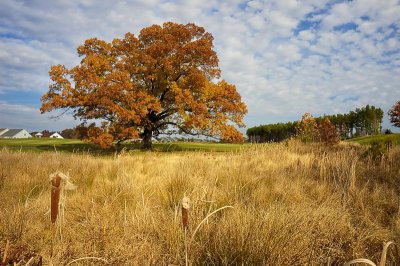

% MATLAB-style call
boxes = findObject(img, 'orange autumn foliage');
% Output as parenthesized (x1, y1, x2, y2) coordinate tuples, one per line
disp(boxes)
(40, 22, 247, 148)
(296, 112, 319, 142)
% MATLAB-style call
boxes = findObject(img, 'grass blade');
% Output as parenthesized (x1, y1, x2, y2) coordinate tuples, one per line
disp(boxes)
(190, 205, 233, 243)
(344, 258, 377, 266)
(379, 241, 394, 266)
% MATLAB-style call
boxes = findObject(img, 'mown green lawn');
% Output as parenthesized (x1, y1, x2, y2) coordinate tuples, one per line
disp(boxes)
(0, 138, 93, 153)
(347, 133, 400, 145)
(0, 138, 249, 153)
(0, 138, 83, 146)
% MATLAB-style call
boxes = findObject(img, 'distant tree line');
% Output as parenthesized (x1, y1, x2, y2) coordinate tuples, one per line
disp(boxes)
(247, 105, 384, 143)
(317, 105, 384, 138)
(247, 122, 297, 143)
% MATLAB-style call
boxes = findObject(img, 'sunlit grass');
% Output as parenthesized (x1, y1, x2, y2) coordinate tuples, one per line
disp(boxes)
(0, 141, 399, 264)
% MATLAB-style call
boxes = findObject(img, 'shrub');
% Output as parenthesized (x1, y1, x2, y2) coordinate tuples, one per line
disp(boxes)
(364, 138, 394, 161)
(318, 118, 339, 146)
(384, 129, 393, 134)
(296, 113, 319, 142)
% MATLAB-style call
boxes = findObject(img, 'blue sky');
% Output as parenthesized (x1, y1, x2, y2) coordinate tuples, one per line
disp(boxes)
(0, 0, 399, 132)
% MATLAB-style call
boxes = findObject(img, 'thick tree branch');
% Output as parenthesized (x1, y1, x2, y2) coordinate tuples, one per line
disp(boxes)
(159, 73, 182, 103)
(156, 109, 175, 120)
(159, 89, 169, 103)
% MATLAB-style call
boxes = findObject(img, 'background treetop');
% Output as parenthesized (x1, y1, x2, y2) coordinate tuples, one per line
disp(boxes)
(388, 101, 400, 128)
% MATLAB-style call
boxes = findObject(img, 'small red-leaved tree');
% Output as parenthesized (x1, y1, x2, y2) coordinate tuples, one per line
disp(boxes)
(388, 101, 400, 128)
(317, 117, 339, 145)
(40, 22, 247, 149)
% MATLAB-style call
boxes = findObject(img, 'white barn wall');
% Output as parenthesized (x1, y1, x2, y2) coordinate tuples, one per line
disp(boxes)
(2, 129, 32, 138)
(49, 132, 63, 139)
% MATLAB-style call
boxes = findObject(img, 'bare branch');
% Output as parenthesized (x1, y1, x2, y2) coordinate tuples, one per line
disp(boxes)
(48, 108, 71, 120)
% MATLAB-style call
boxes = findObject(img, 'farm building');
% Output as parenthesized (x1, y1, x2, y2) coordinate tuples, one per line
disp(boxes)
(0, 128, 32, 138)
(33, 132, 43, 138)
(49, 132, 63, 139)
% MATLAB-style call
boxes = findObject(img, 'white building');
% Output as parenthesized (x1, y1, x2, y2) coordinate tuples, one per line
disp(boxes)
(49, 132, 64, 139)
(34, 132, 43, 138)
(0, 128, 32, 138)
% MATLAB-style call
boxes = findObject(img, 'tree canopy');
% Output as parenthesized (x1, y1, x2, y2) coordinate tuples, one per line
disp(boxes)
(388, 101, 400, 127)
(41, 22, 247, 148)
(247, 122, 296, 143)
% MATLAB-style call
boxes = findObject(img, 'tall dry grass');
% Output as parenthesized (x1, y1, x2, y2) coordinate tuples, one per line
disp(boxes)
(0, 141, 399, 265)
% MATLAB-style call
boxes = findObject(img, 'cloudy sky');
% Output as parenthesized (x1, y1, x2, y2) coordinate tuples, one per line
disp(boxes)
(1, 0, 399, 132)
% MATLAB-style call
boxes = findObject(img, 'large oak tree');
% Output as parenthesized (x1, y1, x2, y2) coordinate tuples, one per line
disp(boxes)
(41, 22, 247, 148)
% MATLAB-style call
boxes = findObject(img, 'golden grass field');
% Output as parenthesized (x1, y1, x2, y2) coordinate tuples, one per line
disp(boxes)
(0, 141, 400, 265)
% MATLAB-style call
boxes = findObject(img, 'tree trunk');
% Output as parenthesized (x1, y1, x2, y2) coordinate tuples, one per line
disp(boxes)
(142, 128, 153, 149)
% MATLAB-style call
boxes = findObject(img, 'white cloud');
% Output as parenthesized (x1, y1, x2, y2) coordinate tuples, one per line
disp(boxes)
(298, 30, 315, 41)
(247, 0, 263, 10)
(267, 11, 298, 31)
(0, 102, 75, 131)
(321, 2, 354, 30)
(276, 43, 302, 62)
